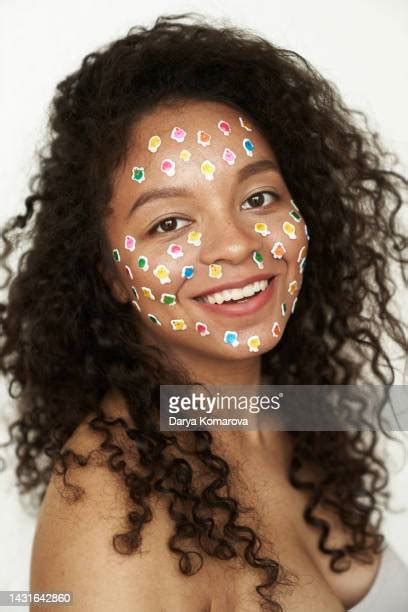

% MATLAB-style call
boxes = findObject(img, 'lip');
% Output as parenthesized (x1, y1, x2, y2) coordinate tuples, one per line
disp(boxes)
(192, 275, 278, 317)
(191, 272, 275, 299)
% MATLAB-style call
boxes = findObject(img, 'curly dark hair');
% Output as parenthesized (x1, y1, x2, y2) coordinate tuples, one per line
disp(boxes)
(1, 12, 407, 611)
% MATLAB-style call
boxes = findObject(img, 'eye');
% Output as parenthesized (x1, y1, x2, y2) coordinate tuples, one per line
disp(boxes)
(241, 190, 279, 210)
(150, 217, 190, 234)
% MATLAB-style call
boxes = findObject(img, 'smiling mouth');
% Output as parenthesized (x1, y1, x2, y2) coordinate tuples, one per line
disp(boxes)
(193, 276, 275, 305)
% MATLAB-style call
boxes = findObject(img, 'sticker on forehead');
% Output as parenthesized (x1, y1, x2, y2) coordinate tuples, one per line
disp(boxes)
(131, 166, 145, 183)
(218, 120, 231, 136)
(148, 135, 161, 153)
(281, 303, 287, 316)
(171, 319, 187, 331)
(271, 322, 281, 338)
(209, 264, 223, 279)
(132, 300, 141, 312)
(195, 322, 210, 336)
(160, 293, 177, 305)
(254, 222, 271, 236)
(242, 138, 255, 157)
(125, 265, 133, 280)
(180, 149, 191, 162)
(153, 264, 171, 284)
(171, 127, 187, 143)
(291, 297, 298, 313)
(247, 335, 261, 352)
(222, 148, 236, 166)
(271, 242, 286, 259)
(181, 265, 194, 279)
(138, 255, 149, 271)
(187, 231, 202, 246)
(161, 159, 176, 177)
(288, 280, 298, 295)
(239, 116, 253, 132)
(282, 221, 297, 240)
(141, 287, 155, 300)
(167, 243, 184, 259)
(147, 313, 162, 325)
(201, 160, 216, 181)
(252, 251, 264, 269)
(112, 249, 120, 262)
(125, 235, 136, 251)
(197, 130, 211, 147)
(224, 330, 239, 347)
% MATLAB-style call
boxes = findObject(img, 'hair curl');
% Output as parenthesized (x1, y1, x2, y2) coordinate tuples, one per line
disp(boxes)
(1, 12, 407, 611)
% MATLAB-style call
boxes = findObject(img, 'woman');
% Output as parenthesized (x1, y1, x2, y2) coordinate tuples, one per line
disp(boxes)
(1, 12, 407, 612)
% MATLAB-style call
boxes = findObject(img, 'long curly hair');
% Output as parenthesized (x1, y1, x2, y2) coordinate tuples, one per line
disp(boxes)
(1, 12, 407, 611)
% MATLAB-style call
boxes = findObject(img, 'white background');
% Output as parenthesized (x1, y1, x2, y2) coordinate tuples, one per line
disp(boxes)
(0, 0, 407, 599)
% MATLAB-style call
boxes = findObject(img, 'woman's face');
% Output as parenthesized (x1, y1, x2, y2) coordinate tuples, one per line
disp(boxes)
(105, 100, 309, 362)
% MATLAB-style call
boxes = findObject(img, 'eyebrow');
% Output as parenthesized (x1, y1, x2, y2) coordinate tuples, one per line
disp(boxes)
(126, 158, 280, 220)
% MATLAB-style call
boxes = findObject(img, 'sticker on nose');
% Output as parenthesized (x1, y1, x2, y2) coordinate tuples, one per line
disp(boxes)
(209, 264, 223, 279)
(131, 166, 145, 183)
(167, 243, 184, 259)
(187, 231, 202, 246)
(239, 116, 253, 131)
(171, 319, 187, 331)
(161, 159, 176, 177)
(247, 335, 261, 352)
(153, 264, 171, 284)
(181, 265, 194, 279)
(282, 221, 297, 240)
(222, 148, 236, 165)
(197, 130, 211, 147)
(224, 330, 239, 347)
(195, 322, 210, 336)
(271, 242, 287, 259)
(252, 251, 264, 269)
(242, 138, 255, 157)
(171, 127, 187, 143)
(125, 235, 136, 251)
(201, 160, 216, 181)
(148, 135, 161, 153)
(254, 222, 271, 236)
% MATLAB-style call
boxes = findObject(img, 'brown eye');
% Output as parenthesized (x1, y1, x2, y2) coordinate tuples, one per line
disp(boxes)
(150, 217, 190, 234)
(242, 191, 279, 210)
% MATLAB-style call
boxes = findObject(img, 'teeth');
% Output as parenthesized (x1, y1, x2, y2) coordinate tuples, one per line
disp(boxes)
(200, 279, 269, 305)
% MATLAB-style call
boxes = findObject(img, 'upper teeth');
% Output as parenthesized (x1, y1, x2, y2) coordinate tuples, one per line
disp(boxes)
(198, 279, 269, 305)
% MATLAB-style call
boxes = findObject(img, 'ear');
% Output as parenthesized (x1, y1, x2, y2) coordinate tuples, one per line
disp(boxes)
(97, 262, 129, 304)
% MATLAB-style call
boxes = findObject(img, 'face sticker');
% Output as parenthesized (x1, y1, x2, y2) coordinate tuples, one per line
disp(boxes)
(247, 335, 261, 352)
(222, 148, 236, 165)
(141, 286, 155, 300)
(153, 264, 171, 284)
(297, 245, 307, 262)
(299, 257, 307, 274)
(281, 303, 287, 316)
(131, 166, 145, 183)
(290, 198, 299, 211)
(148, 135, 161, 153)
(187, 231, 202, 246)
(161, 159, 176, 177)
(224, 330, 239, 347)
(180, 149, 191, 161)
(132, 300, 141, 312)
(195, 321, 210, 336)
(160, 293, 177, 305)
(167, 243, 184, 259)
(138, 255, 149, 271)
(201, 160, 216, 181)
(171, 319, 187, 331)
(131, 286, 139, 299)
(171, 127, 187, 143)
(271, 322, 281, 337)
(181, 265, 195, 279)
(291, 297, 298, 313)
(252, 250, 264, 269)
(271, 242, 287, 259)
(288, 280, 298, 295)
(289, 210, 302, 223)
(209, 264, 223, 279)
(125, 235, 136, 251)
(242, 138, 255, 157)
(197, 130, 211, 147)
(147, 313, 162, 325)
(282, 221, 297, 240)
(254, 222, 271, 236)
(239, 116, 252, 131)
(112, 248, 121, 262)
(218, 120, 232, 136)
(125, 265, 133, 280)
(305, 224, 310, 240)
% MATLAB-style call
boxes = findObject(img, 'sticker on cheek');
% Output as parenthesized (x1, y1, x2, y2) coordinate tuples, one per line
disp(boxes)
(131, 286, 139, 300)
(201, 160, 216, 181)
(171, 127, 187, 143)
(288, 280, 298, 295)
(224, 330, 239, 347)
(252, 251, 264, 269)
(160, 293, 176, 305)
(283, 221, 297, 240)
(289, 210, 302, 223)
(132, 300, 141, 312)
(281, 303, 287, 316)
(242, 138, 255, 157)
(299, 257, 307, 274)
(112, 249, 121, 262)
(125, 235, 136, 251)
(254, 222, 271, 236)
(181, 265, 195, 279)
(239, 116, 253, 131)
(218, 120, 231, 136)
(125, 265, 133, 280)
(271, 322, 281, 337)
(131, 167, 145, 183)
(187, 231, 202, 246)
(297, 245, 307, 262)
(167, 243, 184, 259)
(141, 286, 155, 300)
(271, 242, 287, 259)
(247, 335, 261, 352)
(290, 198, 299, 211)
(197, 130, 211, 147)
(222, 148, 236, 165)
(161, 159, 176, 177)
(147, 313, 162, 325)
(209, 264, 223, 279)
(138, 255, 149, 271)
(171, 319, 187, 331)
(195, 322, 210, 336)
(180, 149, 191, 161)
(291, 297, 298, 313)
(153, 264, 171, 284)
(304, 223, 310, 240)
(148, 135, 161, 153)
